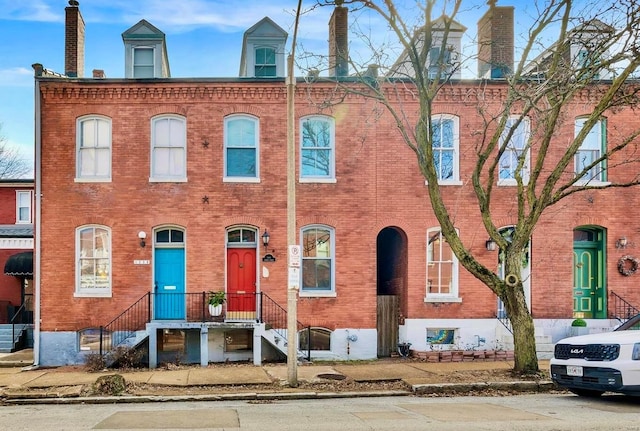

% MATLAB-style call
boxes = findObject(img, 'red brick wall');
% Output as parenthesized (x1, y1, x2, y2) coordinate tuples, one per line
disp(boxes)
(37, 79, 640, 332)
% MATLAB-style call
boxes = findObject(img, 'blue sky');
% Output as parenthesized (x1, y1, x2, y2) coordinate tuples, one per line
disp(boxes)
(0, 0, 562, 178)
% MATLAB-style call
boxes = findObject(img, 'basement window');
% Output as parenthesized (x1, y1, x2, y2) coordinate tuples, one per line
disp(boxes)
(79, 327, 108, 351)
(224, 329, 253, 352)
(298, 327, 332, 351)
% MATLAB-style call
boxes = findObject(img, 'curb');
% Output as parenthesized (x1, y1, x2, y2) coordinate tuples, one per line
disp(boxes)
(1, 381, 556, 405)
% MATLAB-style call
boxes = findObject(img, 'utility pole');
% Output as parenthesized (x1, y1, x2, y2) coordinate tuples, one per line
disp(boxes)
(286, 0, 303, 388)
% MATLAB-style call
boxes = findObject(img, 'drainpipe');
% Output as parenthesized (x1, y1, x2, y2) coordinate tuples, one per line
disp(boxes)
(32, 73, 42, 367)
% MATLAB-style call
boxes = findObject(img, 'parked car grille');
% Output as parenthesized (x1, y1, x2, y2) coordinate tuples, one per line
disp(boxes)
(554, 343, 620, 361)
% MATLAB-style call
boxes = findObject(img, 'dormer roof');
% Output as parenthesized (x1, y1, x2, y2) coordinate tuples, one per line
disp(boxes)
(239, 17, 288, 78)
(122, 19, 171, 78)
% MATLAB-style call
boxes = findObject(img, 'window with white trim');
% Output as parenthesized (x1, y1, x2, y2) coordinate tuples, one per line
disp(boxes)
(151, 115, 186, 181)
(426, 228, 458, 300)
(77, 116, 111, 181)
(255, 47, 276, 77)
(432, 114, 459, 183)
(300, 116, 335, 181)
(76, 225, 111, 296)
(498, 117, 530, 185)
(575, 117, 606, 183)
(224, 115, 259, 180)
(301, 225, 335, 294)
(133, 47, 154, 78)
(428, 46, 453, 79)
(16, 190, 32, 223)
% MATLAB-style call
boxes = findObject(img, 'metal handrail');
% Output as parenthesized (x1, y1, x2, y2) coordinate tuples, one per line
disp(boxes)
(9, 302, 27, 349)
(99, 293, 151, 356)
(610, 290, 639, 322)
(260, 292, 310, 361)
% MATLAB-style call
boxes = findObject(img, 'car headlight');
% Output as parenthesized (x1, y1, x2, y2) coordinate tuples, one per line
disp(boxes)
(633, 343, 640, 360)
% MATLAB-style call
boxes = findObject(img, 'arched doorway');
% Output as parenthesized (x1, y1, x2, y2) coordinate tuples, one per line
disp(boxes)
(376, 227, 407, 357)
(573, 227, 606, 319)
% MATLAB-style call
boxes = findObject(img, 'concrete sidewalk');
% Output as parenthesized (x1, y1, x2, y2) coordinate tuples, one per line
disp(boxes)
(0, 350, 554, 403)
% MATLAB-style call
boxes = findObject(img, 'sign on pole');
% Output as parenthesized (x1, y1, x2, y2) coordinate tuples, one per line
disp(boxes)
(288, 245, 301, 267)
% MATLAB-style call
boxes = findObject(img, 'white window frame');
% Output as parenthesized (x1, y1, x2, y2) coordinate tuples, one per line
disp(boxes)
(498, 116, 530, 186)
(299, 225, 336, 297)
(427, 114, 461, 185)
(75, 115, 112, 182)
(428, 46, 453, 80)
(254, 46, 277, 77)
(223, 114, 260, 182)
(15, 190, 32, 224)
(299, 116, 336, 183)
(75, 225, 111, 297)
(150, 115, 187, 182)
(574, 117, 608, 185)
(425, 227, 460, 302)
(133, 46, 155, 78)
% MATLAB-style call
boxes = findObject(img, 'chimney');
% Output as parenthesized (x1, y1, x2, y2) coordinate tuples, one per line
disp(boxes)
(92, 69, 105, 79)
(329, 3, 348, 77)
(65, 0, 85, 77)
(477, 1, 513, 79)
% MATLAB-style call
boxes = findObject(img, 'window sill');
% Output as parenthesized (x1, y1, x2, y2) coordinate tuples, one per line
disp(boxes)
(75, 291, 112, 298)
(424, 180, 463, 186)
(299, 178, 337, 184)
(149, 177, 188, 183)
(223, 177, 261, 183)
(74, 177, 112, 183)
(497, 179, 529, 187)
(424, 296, 462, 303)
(299, 291, 337, 298)
(573, 180, 610, 187)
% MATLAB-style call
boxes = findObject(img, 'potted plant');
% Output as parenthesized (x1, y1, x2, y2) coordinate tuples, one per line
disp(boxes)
(570, 318, 588, 336)
(208, 291, 225, 316)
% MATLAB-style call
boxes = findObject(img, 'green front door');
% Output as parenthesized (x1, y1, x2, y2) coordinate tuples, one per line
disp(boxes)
(573, 228, 606, 319)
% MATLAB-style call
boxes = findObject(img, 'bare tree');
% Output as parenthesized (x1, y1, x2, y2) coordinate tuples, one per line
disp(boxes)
(0, 125, 31, 179)
(305, 0, 640, 373)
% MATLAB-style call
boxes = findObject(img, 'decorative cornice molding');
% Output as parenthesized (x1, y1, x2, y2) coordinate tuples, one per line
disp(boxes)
(0, 238, 33, 250)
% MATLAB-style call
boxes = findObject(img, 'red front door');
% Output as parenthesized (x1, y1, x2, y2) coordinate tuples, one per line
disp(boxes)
(227, 248, 257, 317)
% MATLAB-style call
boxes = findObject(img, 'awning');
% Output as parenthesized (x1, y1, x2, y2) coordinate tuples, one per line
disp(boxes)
(4, 251, 33, 276)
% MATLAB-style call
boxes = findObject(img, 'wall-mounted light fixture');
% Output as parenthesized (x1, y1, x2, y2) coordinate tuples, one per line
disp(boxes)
(485, 238, 497, 251)
(616, 236, 628, 249)
(262, 230, 270, 252)
(138, 231, 147, 248)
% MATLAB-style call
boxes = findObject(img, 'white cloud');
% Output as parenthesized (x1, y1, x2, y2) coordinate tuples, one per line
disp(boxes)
(0, 67, 34, 87)
(0, 0, 61, 22)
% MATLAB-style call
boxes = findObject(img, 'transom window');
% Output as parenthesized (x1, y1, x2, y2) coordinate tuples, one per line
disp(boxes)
(255, 47, 276, 77)
(431, 114, 459, 182)
(76, 225, 111, 296)
(227, 228, 256, 245)
(77, 116, 111, 181)
(300, 116, 335, 180)
(498, 117, 530, 185)
(224, 115, 259, 180)
(133, 47, 154, 78)
(16, 191, 32, 223)
(426, 228, 458, 300)
(156, 228, 184, 245)
(301, 226, 335, 294)
(151, 115, 186, 181)
(575, 118, 606, 183)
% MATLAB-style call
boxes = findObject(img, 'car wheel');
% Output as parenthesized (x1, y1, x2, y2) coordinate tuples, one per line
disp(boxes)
(569, 388, 604, 397)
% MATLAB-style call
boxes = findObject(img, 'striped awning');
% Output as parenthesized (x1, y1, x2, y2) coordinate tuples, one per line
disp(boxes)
(3, 251, 33, 276)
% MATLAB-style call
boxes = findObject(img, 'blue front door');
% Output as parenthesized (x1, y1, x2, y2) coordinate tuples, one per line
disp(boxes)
(154, 248, 185, 320)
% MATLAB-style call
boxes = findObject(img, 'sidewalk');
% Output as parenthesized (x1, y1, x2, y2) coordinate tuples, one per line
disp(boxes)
(0, 350, 554, 404)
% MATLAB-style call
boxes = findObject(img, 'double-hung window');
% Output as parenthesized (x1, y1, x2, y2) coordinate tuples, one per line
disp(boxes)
(255, 47, 276, 77)
(151, 115, 186, 181)
(77, 116, 111, 181)
(301, 225, 335, 296)
(428, 47, 452, 79)
(431, 114, 459, 183)
(76, 225, 111, 297)
(426, 228, 459, 302)
(133, 47, 154, 78)
(575, 118, 606, 183)
(498, 117, 530, 185)
(224, 115, 259, 181)
(300, 116, 335, 181)
(16, 191, 32, 223)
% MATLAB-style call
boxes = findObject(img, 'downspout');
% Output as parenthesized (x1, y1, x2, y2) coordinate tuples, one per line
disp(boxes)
(32, 73, 42, 367)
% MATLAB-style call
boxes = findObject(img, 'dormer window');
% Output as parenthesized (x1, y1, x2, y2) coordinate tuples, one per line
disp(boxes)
(133, 47, 154, 78)
(255, 47, 276, 77)
(428, 46, 454, 79)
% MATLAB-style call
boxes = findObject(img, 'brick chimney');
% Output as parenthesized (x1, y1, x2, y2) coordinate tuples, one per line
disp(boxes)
(65, 0, 85, 78)
(329, 4, 348, 77)
(477, 1, 513, 79)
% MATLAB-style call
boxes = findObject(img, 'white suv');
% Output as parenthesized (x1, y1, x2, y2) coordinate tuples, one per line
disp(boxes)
(550, 315, 640, 397)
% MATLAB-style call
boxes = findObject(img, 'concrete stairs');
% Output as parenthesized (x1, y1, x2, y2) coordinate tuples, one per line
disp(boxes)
(0, 324, 28, 353)
(496, 326, 554, 360)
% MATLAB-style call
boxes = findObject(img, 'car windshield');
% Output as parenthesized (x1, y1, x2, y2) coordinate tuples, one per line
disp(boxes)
(614, 314, 640, 331)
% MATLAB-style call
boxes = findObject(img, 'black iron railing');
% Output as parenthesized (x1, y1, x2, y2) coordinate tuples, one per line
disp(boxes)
(261, 292, 310, 361)
(496, 313, 513, 334)
(99, 293, 151, 356)
(610, 290, 639, 322)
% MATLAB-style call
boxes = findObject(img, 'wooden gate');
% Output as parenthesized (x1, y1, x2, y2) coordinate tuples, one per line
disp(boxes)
(377, 295, 399, 357)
